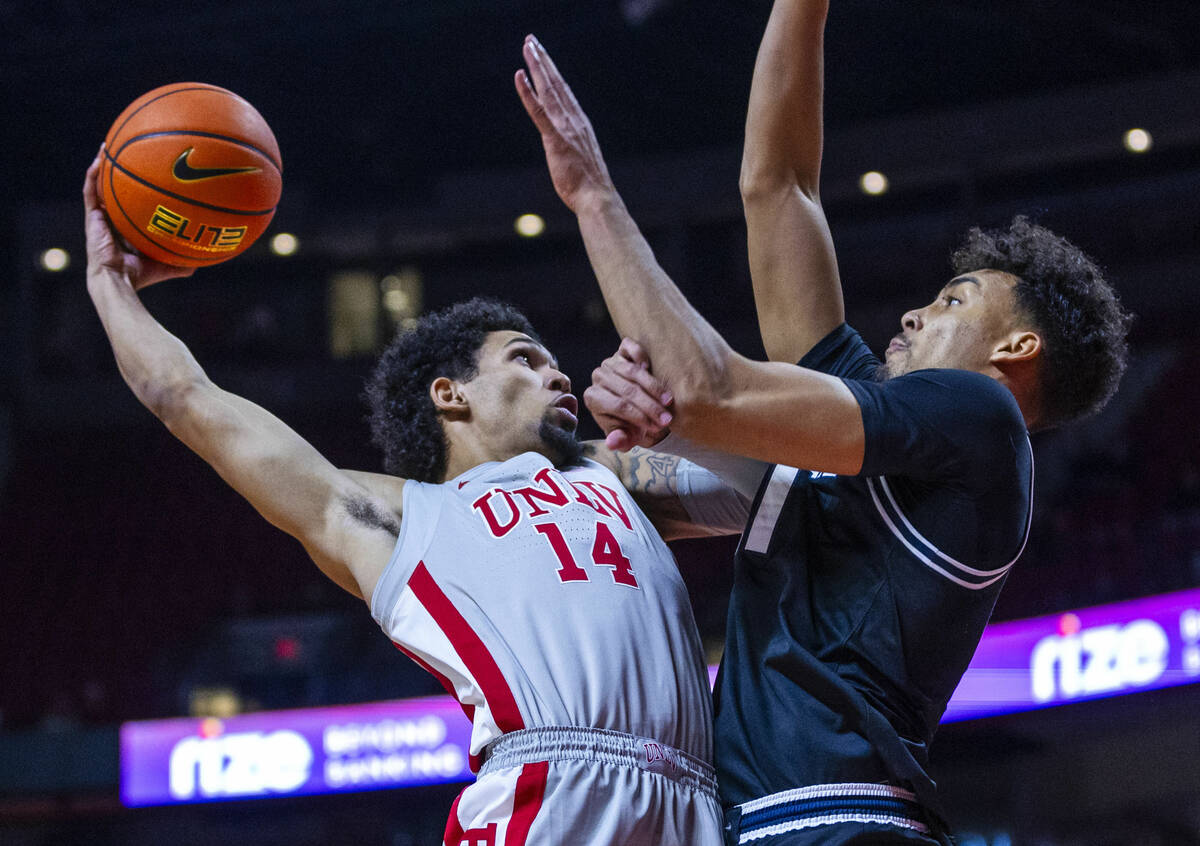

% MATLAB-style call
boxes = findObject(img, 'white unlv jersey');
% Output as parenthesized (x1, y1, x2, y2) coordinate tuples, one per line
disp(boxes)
(370, 451, 714, 770)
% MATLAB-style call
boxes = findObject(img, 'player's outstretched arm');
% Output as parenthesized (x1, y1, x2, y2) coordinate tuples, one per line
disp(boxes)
(518, 36, 865, 476)
(741, 0, 844, 363)
(83, 152, 399, 602)
(516, 36, 737, 435)
(583, 332, 864, 476)
(581, 442, 749, 542)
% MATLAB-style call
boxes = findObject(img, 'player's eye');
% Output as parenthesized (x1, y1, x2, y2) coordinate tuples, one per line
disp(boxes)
(944, 295, 961, 306)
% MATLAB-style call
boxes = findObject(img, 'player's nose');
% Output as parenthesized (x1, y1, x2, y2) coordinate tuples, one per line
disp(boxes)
(547, 369, 571, 395)
(901, 308, 923, 332)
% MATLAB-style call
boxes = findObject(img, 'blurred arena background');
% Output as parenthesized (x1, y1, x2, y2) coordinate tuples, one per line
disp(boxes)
(1, 1, 1199, 843)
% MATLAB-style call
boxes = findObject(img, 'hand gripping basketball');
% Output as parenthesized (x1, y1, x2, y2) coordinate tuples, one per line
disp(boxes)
(85, 148, 195, 291)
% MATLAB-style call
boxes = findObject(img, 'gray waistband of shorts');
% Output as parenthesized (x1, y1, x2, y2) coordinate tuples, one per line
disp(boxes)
(478, 726, 717, 797)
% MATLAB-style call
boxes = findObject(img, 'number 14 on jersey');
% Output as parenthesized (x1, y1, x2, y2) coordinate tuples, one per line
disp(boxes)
(533, 521, 639, 588)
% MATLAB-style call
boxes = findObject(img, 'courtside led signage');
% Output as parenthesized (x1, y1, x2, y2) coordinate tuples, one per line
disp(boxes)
(942, 586, 1200, 721)
(121, 696, 470, 806)
(123, 587, 1200, 805)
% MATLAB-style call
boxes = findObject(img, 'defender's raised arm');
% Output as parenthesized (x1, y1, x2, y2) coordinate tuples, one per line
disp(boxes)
(517, 36, 865, 475)
(741, 0, 844, 363)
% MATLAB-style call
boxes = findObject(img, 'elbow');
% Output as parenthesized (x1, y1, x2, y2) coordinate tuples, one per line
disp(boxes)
(738, 164, 782, 205)
(739, 168, 821, 210)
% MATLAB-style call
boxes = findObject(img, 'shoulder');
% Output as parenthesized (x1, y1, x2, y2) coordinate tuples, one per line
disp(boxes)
(850, 370, 1028, 483)
(900, 369, 1025, 431)
(798, 323, 880, 379)
(849, 369, 1023, 428)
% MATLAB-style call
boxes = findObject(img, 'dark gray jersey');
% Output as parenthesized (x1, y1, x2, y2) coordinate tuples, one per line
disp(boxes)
(715, 324, 1033, 808)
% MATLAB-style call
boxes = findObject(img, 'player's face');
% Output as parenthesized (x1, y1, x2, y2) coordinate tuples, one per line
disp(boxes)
(884, 269, 1023, 378)
(463, 331, 581, 464)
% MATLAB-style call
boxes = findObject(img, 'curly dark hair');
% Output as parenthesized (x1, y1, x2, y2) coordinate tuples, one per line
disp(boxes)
(365, 298, 540, 482)
(951, 216, 1132, 430)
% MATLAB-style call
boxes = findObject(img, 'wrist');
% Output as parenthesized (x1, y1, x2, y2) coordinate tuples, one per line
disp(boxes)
(573, 185, 624, 219)
(86, 263, 134, 297)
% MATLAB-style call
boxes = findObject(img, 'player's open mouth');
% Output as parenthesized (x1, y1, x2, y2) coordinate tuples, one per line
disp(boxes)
(553, 395, 579, 428)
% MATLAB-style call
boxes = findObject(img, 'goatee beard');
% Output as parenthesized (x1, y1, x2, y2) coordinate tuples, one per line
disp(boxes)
(538, 416, 584, 469)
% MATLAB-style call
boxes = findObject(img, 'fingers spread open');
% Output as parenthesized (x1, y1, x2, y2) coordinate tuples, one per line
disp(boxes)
(522, 38, 551, 103)
(530, 37, 585, 116)
(524, 36, 573, 124)
(514, 68, 552, 133)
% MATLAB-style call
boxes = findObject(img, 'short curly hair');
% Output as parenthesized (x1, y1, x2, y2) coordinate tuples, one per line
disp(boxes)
(365, 298, 540, 482)
(951, 216, 1132, 430)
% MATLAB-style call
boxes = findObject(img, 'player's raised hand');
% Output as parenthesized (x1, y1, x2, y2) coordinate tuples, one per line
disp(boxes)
(84, 146, 194, 291)
(515, 35, 616, 213)
(584, 338, 675, 452)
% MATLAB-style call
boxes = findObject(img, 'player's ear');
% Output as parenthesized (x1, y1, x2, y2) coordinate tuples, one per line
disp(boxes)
(430, 377, 470, 414)
(990, 330, 1042, 366)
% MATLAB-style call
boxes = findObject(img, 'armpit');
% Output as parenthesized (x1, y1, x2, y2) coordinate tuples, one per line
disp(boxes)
(342, 494, 402, 536)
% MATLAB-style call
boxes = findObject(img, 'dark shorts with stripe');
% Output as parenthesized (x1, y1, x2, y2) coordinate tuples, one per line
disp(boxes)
(722, 783, 945, 846)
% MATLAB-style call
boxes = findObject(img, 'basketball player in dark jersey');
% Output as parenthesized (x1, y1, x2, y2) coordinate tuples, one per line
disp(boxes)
(517, 10, 1130, 843)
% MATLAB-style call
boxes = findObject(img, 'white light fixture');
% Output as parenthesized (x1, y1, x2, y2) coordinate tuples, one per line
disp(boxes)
(270, 232, 299, 256)
(859, 171, 888, 196)
(40, 247, 70, 272)
(514, 213, 546, 238)
(1123, 128, 1152, 154)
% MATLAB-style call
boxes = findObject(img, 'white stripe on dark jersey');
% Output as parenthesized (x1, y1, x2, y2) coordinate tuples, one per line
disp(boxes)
(867, 437, 1035, 590)
(745, 465, 800, 554)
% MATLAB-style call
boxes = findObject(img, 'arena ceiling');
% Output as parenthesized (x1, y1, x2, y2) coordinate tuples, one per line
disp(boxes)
(4, 0, 1200, 213)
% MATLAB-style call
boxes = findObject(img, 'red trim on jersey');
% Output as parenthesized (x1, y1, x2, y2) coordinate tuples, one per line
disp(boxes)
(391, 641, 476, 724)
(505, 761, 550, 845)
(408, 561, 526, 735)
(443, 790, 467, 846)
(392, 641, 487, 769)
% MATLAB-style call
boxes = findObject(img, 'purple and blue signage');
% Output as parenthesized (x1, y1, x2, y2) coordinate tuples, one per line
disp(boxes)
(942, 586, 1200, 721)
(122, 587, 1200, 806)
(121, 695, 472, 807)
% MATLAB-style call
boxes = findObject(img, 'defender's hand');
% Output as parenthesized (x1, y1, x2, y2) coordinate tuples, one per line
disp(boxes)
(84, 146, 194, 291)
(515, 35, 617, 213)
(584, 338, 674, 452)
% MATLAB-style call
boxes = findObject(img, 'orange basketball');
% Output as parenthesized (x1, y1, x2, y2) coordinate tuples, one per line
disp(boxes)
(99, 83, 282, 267)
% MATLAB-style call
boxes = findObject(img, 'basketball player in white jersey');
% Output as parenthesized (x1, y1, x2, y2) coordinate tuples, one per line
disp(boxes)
(83, 150, 742, 845)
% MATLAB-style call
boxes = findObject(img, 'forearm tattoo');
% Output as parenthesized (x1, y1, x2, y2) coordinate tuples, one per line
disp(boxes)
(625, 448, 679, 497)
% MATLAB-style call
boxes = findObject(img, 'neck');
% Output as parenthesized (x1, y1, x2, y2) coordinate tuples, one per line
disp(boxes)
(993, 367, 1040, 431)
(442, 440, 493, 482)
(441, 422, 528, 482)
